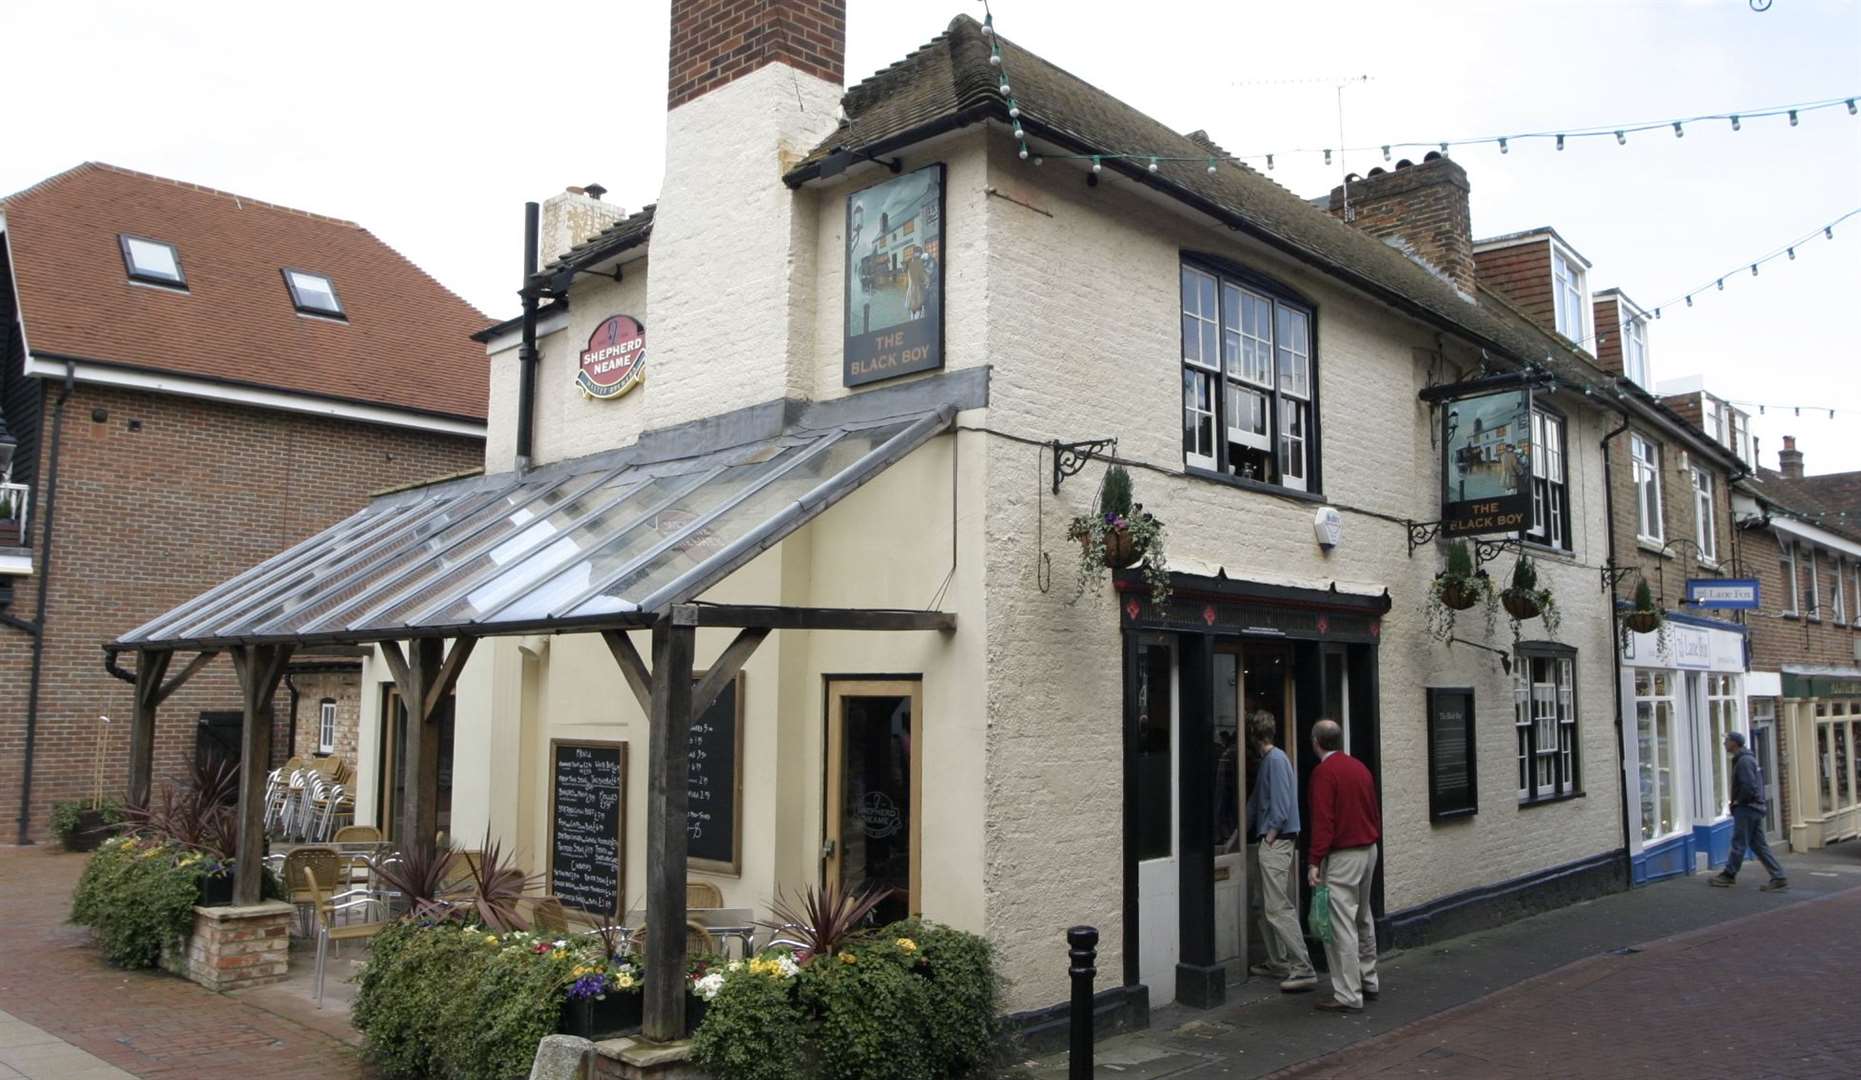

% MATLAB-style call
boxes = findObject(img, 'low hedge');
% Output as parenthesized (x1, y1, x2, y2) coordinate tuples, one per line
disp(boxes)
(691, 919, 1004, 1080)
(70, 836, 231, 968)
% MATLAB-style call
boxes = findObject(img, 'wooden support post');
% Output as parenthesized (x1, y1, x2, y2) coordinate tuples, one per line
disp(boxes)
(231, 644, 292, 905)
(127, 650, 173, 811)
(642, 621, 694, 1042)
(380, 637, 475, 852)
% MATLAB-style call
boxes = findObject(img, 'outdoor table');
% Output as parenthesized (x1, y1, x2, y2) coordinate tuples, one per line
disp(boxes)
(623, 907, 758, 959)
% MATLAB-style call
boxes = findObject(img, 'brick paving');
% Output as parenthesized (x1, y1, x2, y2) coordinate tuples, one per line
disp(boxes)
(0, 846, 367, 1080)
(1269, 888, 1861, 1080)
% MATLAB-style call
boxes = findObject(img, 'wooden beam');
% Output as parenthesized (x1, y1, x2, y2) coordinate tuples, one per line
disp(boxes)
(153, 649, 216, 706)
(601, 629, 654, 717)
(126, 650, 173, 811)
(395, 638, 445, 850)
(423, 636, 477, 722)
(377, 639, 412, 696)
(231, 643, 292, 904)
(641, 622, 694, 1043)
(691, 627, 768, 720)
(668, 604, 957, 632)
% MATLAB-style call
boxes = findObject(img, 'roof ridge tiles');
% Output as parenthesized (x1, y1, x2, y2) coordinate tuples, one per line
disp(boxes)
(4, 161, 365, 229)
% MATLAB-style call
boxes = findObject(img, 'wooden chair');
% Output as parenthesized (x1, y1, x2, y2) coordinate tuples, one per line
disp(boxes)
(303, 867, 388, 1008)
(686, 880, 724, 909)
(443, 850, 482, 891)
(630, 921, 717, 959)
(281, 847, 343, 936)
(332, 824, 381, 844)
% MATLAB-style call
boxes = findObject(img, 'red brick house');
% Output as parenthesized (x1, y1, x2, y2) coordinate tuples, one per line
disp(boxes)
(0, 163, 489, 843)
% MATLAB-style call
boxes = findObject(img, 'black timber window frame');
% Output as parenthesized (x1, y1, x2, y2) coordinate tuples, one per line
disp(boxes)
(1427, 686, 1479, 820)
(1525, 405, 1571, 550)
(1179, 255, 1321, 494)
(281, 267, 347, 319)
(118, 233, 188, 290)
(1515, 641, 1581, 804)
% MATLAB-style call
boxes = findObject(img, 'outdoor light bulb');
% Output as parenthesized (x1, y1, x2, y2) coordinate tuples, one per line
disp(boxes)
(1686, 295, 1694, 307)
(989, 52, 1002, 67)
(1788, 247, 1796, 260)
(1673, 121, 1684, 138)
(1556, 134, 1565, 150)
(1827, 226, 1835, 239)
(1615, 130, 1626, 145)
(1439, 142, 1449, 155)
(1849, 99, 1857, 115)
(1008, 104, 1020, 119)
(1091, 157, 1102, 174)
(1013, 126, 1024, 139)
(1731, 115, 1741, 131)
(1323, 149, 1333, 165)
(1148, 157, 1159, 172)
(1716, 278, 1724, 290)
(1789, 110, 1799, 126)
(1033, 156, 1044, 166)
(1018, 147, 1028, 160)
(1208, 159, 1219, 174)
(1381, 145, 1391, 161)
(1654, 308, 1662, 319)
(1498, 137, 1508, 154)
(1000, 82, 1011, 95)
(1752, 263, 1759, 276)
(1264, 155, 1273, 171)
(981, 19, 993, 36)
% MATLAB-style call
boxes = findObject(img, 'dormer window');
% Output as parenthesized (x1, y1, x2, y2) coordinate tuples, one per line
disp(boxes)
(120, 235, 186, 289)
(1621, 307, 1649, 387)
(283, 268, 345, 319)
(1551, 246, 1588, 344)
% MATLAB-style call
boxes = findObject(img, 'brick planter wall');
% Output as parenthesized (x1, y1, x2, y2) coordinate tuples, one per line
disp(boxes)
(158, 901, 294, 992)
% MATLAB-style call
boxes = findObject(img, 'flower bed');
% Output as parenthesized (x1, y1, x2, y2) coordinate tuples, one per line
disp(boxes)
(69, 836, 240, 968)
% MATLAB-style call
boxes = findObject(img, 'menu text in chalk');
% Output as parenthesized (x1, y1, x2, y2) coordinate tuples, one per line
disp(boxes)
(688, 672, 744, 874)
(547, 740, 627, 918)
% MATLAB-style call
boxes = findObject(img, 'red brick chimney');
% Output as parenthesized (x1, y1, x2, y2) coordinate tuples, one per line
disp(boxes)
(1779, 435, 1805, 480)
(668, 0, 846, 111)
(1328, 154, 1475, 293)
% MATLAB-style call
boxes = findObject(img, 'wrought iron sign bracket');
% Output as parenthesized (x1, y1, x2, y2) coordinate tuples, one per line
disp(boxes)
(1051, 438, 1118, 495)
(1405, 520, 1443, 556)
(1599, 562, 1642, 594)
(1473, 536, 1521, 570)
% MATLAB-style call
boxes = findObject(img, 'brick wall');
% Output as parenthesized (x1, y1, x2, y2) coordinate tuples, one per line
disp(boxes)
(0, 383, 480, 841)
(667, 0, 845, 111)
(1326, 157, 1475, 293)
(1474, 239, 1554, 330)
(1603, 425, 1738, 607)
(286, 668, 362, 766)
(1592, 295, 1625, 378)
(1744, 529, 1861, 671)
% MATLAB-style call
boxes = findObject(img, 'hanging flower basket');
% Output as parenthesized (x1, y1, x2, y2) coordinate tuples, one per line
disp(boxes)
(1067, 464, 1171, 606)
(1094, 528, 1141, 570)
(1622, 609, 1663, 635)
(1437, 575, 1483, 612)
(1501, 589, 1543, 621)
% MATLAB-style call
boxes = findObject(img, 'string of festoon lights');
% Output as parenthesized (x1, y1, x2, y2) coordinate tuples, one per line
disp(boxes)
(978, 3, 1855, 174)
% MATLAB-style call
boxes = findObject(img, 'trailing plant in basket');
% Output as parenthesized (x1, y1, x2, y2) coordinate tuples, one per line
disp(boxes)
(1424, 540, 1496, 643)
(1501, 554, 1561, 639)
(1067, 464, 1171, 607)
(1619, 578, 1670, 653)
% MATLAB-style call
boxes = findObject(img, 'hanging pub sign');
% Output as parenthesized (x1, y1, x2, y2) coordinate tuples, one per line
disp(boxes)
(1685, 578, 1760, 609)
(844, 163, 944, 388)
(1439, 387, 1534, 537)
(577, 314, 646, 400)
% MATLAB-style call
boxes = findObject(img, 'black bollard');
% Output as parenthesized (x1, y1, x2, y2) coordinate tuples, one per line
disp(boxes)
(1067, 925, 1098, 1080)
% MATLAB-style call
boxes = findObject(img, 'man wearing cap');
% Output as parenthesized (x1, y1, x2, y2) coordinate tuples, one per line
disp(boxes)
(1711, 730, 1788, 891)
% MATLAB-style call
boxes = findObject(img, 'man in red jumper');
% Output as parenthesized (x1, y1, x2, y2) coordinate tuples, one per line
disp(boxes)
(1305, 718, 1382, 1013)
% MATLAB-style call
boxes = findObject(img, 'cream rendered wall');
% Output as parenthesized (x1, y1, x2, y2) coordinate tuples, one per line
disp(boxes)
(970, 129, 1620, 1007)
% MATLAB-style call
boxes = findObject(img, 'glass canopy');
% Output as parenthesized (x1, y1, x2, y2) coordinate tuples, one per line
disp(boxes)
(115, 408, 951, 650)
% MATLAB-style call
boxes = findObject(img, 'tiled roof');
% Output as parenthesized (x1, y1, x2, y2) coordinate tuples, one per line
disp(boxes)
(1747, 467, 1861, 543)
(1795, 470, 1861, 519)
(2, 163, 491, 421)
(543, 202, 656, 273)
(790, 14, 1743, 472)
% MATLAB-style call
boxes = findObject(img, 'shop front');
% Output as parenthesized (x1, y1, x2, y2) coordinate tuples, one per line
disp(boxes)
(1778, 666, 1861, 850)
(1620, 614, 1749, 883)
(1118, 573, 1387, 1008)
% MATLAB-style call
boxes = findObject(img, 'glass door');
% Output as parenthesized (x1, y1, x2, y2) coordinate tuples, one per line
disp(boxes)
(1133, 637, 1179, 1004)
(1750, 701, 1781, 843)
(824, 680, 922, 927)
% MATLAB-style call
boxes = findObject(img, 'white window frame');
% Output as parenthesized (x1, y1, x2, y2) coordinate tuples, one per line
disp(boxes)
(1527, 409, 1569, 549)
(1808, 546, 1822, 619)
(317, 698, 337, 755)
(1701, 673, 1741, 821)
(1630, 434, 1663, 544)
(1635, 669, 1681, 842)
(1692, 467, 1716, 563)
(1552, 245, 1589, 345)
(1782, 540, 1800, 615)
(1515, 650, 1578, 801)
(1835, 558, 1847, 625)
(1179, 263, 1317, 492)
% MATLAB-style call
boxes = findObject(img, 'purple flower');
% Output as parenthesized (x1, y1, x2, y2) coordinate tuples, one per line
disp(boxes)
(567, 974, 610, 1001)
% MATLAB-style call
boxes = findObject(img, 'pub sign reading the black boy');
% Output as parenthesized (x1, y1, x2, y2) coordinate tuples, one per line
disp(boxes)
(844, 163, 944, 387)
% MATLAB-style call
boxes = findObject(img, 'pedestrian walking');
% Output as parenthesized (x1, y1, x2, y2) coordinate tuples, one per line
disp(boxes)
(1246, 711, 1317, 993)
(1306, 719, 1381, 1013)
(1711, 731, 1788, 891)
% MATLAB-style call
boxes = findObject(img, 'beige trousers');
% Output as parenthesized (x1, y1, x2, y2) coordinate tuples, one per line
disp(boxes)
(1256, 838, 1314, 977)
(1320, 844, 1380, 1007)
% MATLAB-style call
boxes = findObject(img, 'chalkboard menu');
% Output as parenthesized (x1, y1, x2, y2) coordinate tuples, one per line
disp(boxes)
(548, 740, 627, 917)
(1427, 688, 1478, 820)
(688, 673, 744, 874)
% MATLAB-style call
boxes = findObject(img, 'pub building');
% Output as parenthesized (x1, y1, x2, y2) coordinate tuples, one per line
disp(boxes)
(109, 2, 1746, 1039)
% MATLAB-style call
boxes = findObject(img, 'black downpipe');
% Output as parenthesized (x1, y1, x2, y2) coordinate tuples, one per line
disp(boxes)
(1599, 412, 1633, 885)
(14, 361, 73, 844)
(515, 202, 541, 472)
(284, 673, 300, 759)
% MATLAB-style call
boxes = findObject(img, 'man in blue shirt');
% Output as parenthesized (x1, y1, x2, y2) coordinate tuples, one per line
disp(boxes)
(1248, 711, 1316, 992)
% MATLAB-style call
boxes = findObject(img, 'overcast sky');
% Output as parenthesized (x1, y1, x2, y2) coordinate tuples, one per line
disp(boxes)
(5, 1, 1857, 470)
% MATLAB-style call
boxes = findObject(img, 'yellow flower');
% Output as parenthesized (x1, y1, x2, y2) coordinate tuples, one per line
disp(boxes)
(895, 938, 917, 953)
(615, 974, 635, 989)
(839, 952, 857, 965)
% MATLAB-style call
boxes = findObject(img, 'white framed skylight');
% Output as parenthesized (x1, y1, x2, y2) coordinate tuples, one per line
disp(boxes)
(119, 234, 187, 289)
(282, 268, 345, 319)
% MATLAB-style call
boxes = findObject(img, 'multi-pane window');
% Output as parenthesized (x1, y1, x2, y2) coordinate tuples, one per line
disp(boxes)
(1553, 248, 1588, 344)
(1630, 434, 1662, 543)
(1705, 399, 1725, 445)
(1807, 547, 1821, 618)
(1692, 467, 1716, 562)
(1516, 648, 1578, 801)
(1703, 674, 1740, 818)
(1635, 669, 1678, 840)
(284, 268, 345, 318)
(1179, 264, 1316, 491)
(1836, 559, 1848, 624)
(1621, 314, 1648, 385)
(1527, 410, 1569, 549)
(1782, 542, 1800, 614)
(318, 698, 337, 754)
(1731, 411, 1750, 465)
(120, 234, 187, 288)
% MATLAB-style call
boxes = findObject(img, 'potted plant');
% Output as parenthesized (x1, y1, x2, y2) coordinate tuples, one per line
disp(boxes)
(1501, 554, 1560, 638)
(1067, 465, 1171, 606)
(1425, 540, 1495, 643)
(1622, 579, 1662, 635)
(50, 799, 124, 853)
(559, 923, 644, 1038)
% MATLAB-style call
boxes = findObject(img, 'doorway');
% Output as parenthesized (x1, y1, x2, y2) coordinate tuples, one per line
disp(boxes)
(377, 688, 456, 844)
(1751, 701, 1782, 844)
(196, 710, 244, 776)
(1223, 643, 1297, 973)
(1132, 637, 1179, 1003)
(824, 679, 922, 927)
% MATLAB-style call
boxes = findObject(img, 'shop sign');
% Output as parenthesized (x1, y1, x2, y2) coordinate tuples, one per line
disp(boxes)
(844, 163, 944, 388)
(1685, 578, 1759, 609)
(1623, 620, 1745, 671)
(576, 315, 646, 399)
(1439, 388, 1533, 537)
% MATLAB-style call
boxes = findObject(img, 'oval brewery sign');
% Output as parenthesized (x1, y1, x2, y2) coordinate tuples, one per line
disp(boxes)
(577, 315, 646, 400)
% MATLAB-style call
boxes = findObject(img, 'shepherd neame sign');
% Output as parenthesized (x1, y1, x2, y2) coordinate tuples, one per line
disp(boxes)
(577, 315, 646, 400)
